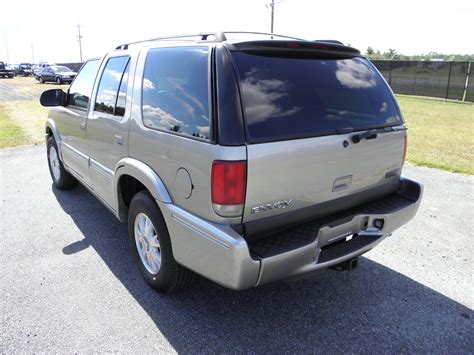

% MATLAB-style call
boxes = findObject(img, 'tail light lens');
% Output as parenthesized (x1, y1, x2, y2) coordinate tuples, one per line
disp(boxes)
(211, 160, 247, 217)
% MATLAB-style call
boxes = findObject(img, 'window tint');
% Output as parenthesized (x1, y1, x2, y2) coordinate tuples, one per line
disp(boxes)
(142, 47, 210, 140)
(68, 59, 100, 109)
(95, 56, 130, 116)
(231, 53, 402, 142)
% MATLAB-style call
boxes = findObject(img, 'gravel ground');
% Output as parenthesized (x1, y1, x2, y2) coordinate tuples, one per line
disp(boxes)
(0, 77, 63, 102)
(1, 145, 473, 353)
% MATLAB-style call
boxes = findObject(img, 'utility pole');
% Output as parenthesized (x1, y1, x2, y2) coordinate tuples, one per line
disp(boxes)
(31, 44, 35, 64)
(77, 24, 83, 62)
(4, 38, 10, 63)
(266, 0, 283, 35)
(270, 0, 275, 34)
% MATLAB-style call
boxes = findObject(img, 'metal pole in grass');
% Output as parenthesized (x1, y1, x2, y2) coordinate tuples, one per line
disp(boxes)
(388, 60, 392, 85)
(461, 62, 471, 102)
(388, 53, 397, 86)
(446, 61, 453, 100)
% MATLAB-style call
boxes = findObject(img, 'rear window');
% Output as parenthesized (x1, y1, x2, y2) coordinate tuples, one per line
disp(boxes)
(231, 53, 402, 142)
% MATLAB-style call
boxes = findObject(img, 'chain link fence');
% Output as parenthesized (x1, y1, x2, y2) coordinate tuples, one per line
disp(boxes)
(371, 60, 473, 102)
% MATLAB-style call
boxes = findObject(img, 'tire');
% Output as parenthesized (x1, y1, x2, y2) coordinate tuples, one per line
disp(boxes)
(56, 77, 62, 84)
(39, 77, 44, 84)
(128, 191, 194, 293)
(46, 136, 77, 190)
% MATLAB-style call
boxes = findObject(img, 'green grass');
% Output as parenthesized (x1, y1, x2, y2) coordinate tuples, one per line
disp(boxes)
(0, 105, 29, 148)
(397, 95, 474, 174)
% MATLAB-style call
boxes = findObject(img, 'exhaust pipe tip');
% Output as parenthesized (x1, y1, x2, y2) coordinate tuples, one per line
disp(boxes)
(330, 257, 359, 272)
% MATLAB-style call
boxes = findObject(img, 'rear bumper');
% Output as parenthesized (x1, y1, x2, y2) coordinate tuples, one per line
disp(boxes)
(159, 178, 423, 290)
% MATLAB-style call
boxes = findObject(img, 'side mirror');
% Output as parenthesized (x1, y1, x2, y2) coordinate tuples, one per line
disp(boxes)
(40, 89, 67, 107)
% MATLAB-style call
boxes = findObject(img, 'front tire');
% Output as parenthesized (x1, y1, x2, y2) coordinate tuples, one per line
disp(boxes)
(128, 191, 194, 293)
(56, 77, 62, 84)
(47, 136, 77, 190)
(39, 77, 44, 84)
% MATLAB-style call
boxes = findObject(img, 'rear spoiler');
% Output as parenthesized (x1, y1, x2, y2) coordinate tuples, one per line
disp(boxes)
(227, 40, 360, 56)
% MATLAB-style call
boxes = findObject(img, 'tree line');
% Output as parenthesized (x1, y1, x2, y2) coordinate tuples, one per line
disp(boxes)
(364, 47, 474, 61)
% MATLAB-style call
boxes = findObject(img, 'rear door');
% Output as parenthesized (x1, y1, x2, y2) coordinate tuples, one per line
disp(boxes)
(43, 68, 53, 81)
(229, 44, 406, 224)
(87, 55, 131, 207)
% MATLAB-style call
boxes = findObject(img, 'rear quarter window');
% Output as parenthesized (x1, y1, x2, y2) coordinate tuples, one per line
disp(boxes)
(142, 47, 211, 141)
(231, 53, 402, 142)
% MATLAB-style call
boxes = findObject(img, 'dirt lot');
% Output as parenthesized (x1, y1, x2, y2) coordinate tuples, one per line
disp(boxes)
(0, 77, 64, 146)
(0, 76, 64, 101)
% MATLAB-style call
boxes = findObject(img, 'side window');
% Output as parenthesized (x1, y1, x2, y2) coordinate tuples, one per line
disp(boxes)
(142, 47, 210, 140)
(94, 56, 130, 116)
(68, 59, 100, 109)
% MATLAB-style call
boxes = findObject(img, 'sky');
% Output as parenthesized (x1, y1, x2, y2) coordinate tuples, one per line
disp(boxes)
(1, 0, 473, 63)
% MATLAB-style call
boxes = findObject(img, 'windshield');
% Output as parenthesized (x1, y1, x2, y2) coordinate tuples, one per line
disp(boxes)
(52, 66, 70, 73)
(231, 52, 402, 142)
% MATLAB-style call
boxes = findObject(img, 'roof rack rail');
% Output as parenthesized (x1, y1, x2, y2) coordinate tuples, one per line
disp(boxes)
(115, 32, 227, 50)
(223, 31, 306, 41)
(115, 31, 308, 50)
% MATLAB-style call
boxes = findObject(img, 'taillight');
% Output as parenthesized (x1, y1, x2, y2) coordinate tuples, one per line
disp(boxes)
(211, 160, 247, 217)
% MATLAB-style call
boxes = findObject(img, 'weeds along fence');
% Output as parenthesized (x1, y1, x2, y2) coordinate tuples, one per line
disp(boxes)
(371, 60, 473, 102)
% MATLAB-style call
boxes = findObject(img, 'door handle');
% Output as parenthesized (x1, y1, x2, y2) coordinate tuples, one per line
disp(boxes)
(80, 122, 86, 131)
(114, 134, 123, 146)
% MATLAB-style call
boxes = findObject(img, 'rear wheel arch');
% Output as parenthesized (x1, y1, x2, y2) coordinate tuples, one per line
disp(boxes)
(114, 158, 172, 222)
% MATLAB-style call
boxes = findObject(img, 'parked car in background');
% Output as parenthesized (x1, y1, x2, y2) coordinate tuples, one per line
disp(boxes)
(36, 65, 77, 84)
(0, 61, 15, 78)
(14, 63, 34, 76)
(33, 63, 56, 74)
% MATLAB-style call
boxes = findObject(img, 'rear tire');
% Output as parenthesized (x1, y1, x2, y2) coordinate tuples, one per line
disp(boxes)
(39, 77, 44, 84)
(128, 191, 194, 293)
(56, 77, 62, 84)
(47, 136, 77, 190)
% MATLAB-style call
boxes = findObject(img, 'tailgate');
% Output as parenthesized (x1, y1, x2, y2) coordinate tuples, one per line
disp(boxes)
(244, 129, 405, 223)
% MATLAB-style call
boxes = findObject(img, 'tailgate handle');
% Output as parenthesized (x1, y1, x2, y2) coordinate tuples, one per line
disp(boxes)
(351, 130, 378, 143)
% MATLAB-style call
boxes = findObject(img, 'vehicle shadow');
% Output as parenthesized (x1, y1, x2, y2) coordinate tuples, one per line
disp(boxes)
(52, 185, 473, 353)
